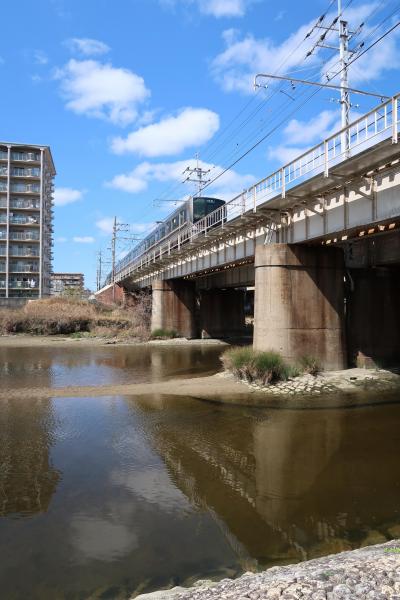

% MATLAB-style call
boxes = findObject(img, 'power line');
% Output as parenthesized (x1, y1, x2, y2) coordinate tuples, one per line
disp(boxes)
(198, 19, 400, 195)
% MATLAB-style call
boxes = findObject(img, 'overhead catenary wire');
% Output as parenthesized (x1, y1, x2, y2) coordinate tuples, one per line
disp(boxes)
(119, 1, 400, 244)
(197, 19, 400, 195)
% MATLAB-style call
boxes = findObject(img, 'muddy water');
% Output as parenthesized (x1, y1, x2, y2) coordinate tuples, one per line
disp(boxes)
(0, 347, 400, 599)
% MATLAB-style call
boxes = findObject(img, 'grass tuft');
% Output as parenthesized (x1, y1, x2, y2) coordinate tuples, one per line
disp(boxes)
(221, 346, 322, 386)
(150, 328, 178, 339)
(298, 355, 321, 375)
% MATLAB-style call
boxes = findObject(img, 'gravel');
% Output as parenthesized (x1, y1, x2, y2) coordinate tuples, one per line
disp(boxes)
(134, 540, 400, 599)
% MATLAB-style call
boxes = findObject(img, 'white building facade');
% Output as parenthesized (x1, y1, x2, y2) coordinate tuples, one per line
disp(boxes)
(0, 143, 55, 300)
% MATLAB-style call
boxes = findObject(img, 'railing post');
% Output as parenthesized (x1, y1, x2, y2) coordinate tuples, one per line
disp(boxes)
(324, 140, 329, 177)
(178, 234, 181, 250)
(253, 186, 257, 213)
(242, 190, 246, 214)
(281, 168, 285, 198)
(392, 97, 398, 144)
(168, 240, 171, 255)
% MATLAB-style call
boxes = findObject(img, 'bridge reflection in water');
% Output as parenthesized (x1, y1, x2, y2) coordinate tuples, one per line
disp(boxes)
(130, 394, 400, 567)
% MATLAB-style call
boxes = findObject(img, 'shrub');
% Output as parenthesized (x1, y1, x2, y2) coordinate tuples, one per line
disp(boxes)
(221, 346, 291, 385)
(150, 328, 178, 339)
(0, 296, 152, 339)
(299, 355, 321, 375)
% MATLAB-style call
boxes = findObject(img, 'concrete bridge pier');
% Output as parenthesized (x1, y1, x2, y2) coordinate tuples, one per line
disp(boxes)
(254, 243, 346, 370)
(151, 279, 196, 338)
(199, 289, 246, 339)
(346, 266, 400, 367)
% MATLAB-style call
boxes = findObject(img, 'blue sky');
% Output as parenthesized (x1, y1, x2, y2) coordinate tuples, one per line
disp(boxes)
(1, 0, 399, 288)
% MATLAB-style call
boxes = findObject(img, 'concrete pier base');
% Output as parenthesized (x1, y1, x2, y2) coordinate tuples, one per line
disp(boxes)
(200, 289, 246, 339)
(151, 279, 196, 338)
(346, 266, 400, 366)
(254, 243, 346, 370)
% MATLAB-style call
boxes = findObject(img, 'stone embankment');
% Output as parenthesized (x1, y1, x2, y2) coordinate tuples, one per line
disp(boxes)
(134, 540, 400, 599)
(241, 367, 400, 397)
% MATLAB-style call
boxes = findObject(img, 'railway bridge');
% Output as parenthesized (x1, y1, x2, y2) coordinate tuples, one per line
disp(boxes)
(97, 95, 400, 369)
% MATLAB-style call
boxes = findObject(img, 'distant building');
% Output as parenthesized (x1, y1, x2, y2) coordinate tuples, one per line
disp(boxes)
(51, 272, 84, 296)
(0, 142, 55, 301)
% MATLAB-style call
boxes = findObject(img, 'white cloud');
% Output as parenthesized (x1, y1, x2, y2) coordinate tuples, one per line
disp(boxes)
(66, 37, 110, 56)
(162, 0, 255, 17)
(73, 236, 95, 243)
(199, 0, 251, 17)
(211, 3, 400, 94)
(95, 217, 115, 234)
(274, 10, 286, 21)
(106, 172, 148, 194)
(211, 20, 320, 93)
(55, 236, 68, 243)
(55, 59, 150, 125)
(283, 110, 338, 146)
(106, 158, 255, 200)
(33, 50, 48, 65)
(267, 145, 305, 165)
(53, 187, 84, 206)
(267, 110, 340, 165)
(111, 107, 220, 156)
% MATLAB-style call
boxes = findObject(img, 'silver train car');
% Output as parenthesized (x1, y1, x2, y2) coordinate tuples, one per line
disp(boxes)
(105, 196, 225, 285)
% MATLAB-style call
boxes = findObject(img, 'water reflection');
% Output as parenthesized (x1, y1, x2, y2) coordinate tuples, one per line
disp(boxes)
(0, 375, 399, 598)
(130, 396, 400, 565)
(0, 344, 222, 389)
(0, 397, 60, 517)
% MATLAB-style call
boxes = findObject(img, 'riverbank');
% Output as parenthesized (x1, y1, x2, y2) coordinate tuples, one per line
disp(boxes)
(1, 348, 400, 406)
(134, 539, 400, 599)
(0, 333, 228, 348)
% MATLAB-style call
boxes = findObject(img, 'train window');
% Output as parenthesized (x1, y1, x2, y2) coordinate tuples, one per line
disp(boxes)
(172, 216, 178, 229)
(179, 210, 186, 224)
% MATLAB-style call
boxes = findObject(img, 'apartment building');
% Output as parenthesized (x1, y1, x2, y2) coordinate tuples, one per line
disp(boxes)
(51, 272, 84, 296)
(0, 143, 55, 300)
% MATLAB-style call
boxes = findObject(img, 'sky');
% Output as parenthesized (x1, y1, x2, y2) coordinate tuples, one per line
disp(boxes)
(1, 0, 399, 289)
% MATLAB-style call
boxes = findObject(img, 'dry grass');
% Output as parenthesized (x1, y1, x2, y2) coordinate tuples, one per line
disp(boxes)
(0, 295, 152, 339)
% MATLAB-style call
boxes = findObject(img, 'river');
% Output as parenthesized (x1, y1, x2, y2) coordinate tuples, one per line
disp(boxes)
(0, 343, 399, 599)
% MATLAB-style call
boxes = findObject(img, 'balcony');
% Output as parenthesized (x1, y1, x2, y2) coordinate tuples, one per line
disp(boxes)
(11, 167, 40, 178)
(9, 279, 38, 289)
(0, 280, 5, 288)
(9, 231, 40, 241)
(0, 263, 5, 272)
(10, 198, 40, 210)
(0, 151, 7, 161)
(9, 215, 39, 225)
(10, 183, 40, 194)
(9, 249, 39, 257)
(9, 264, 39, 273)
(0, 166, 7, 176)
(11, 151, 40, 163)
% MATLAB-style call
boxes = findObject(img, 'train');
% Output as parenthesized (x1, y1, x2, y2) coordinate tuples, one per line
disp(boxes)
(105, 196, 225, 284)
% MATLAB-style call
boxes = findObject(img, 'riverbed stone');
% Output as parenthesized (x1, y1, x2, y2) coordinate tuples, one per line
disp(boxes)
(133, 540, 400, 600)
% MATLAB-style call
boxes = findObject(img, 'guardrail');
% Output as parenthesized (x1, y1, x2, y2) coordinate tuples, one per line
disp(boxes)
(113, 94, 400, 284)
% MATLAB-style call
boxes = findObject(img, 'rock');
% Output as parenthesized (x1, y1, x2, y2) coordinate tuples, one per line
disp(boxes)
(360, 530, 388, 547)
(308, 538, 352, 559)
(387, 524, 400, 538)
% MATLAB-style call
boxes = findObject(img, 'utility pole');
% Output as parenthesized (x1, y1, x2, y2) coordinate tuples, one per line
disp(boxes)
(110, 216, 129, 301)
(338, 0, 350, 132)
(183, 154, 211, 196)
(96, 250, 103, 291)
